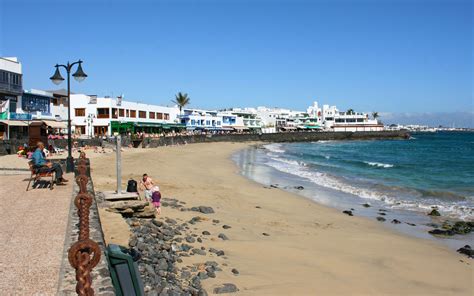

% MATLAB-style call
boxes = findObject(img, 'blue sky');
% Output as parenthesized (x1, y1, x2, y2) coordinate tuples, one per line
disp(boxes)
(0, 0, 472, 115)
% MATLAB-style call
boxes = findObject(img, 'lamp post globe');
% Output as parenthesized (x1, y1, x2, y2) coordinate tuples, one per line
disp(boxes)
(72, 62, 87, 82)
(50, 66, 64, 85)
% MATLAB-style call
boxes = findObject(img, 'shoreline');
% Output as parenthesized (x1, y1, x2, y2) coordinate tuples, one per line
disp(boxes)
(91, 142, 473, 295)
(233, 143, 474, 250)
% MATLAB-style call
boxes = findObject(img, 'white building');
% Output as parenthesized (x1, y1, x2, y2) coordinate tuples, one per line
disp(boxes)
(179, 108, 224, 130)
(306, 101, 383, 132)
(0, 57, 25, 140)
(50, 93, 181, 137)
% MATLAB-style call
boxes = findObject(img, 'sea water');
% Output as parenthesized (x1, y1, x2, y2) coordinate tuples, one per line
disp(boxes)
(233, 132, 474, 248)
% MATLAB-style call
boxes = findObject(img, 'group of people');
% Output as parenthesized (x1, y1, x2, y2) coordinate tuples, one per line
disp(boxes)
(29, 141, 162, 215)
(139, 173, 161, 215)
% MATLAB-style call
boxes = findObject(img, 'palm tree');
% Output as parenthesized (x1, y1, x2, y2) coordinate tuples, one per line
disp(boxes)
(346, 108, 355, 115)
(372, 111, 379, 122)
(172, 92, 190, 115)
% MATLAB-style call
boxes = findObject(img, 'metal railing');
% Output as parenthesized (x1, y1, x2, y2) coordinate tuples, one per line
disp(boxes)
(68, 155, 101, 295)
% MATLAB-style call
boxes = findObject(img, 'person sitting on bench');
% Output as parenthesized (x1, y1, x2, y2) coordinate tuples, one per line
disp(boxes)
(32, 141, 68, 185)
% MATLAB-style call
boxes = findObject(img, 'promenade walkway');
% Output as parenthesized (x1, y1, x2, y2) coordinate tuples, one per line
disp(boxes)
(0, 172, 73, 295)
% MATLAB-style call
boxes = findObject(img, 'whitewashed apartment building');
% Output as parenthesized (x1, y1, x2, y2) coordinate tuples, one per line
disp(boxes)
(52, 94, 181, 137)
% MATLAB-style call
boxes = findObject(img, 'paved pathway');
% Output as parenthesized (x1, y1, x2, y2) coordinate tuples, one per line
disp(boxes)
(0, 172, 73, 295)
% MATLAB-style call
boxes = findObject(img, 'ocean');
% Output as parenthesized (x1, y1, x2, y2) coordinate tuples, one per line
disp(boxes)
(233, 132, 474, 247)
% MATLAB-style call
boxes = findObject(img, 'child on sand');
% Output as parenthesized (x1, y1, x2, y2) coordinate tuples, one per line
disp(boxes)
(151, 186, 161, 215)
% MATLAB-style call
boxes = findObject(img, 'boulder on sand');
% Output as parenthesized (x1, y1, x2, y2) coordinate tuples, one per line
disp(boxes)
(106, 200, 155, 218)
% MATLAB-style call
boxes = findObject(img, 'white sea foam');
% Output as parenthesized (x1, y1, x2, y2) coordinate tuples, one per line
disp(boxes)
(264, 143, 285, 153)
(364, 161, 394, 168)
(264, 155, 473, 220)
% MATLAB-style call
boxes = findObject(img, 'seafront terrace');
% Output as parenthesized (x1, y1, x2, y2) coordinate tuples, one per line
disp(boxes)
(0, 171, 73, 294)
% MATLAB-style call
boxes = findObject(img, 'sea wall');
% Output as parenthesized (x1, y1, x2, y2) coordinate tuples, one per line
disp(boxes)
(144, 130, 409, 148)
(0, 130, 409, 155)
(57, 159, 115, 295)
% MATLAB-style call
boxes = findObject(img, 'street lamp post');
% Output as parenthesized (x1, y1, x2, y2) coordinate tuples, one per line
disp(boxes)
(50, 60, 87, 173)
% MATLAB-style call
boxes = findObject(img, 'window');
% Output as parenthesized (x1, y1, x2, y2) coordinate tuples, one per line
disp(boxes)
(206, 120, 210, 125)
(75, 108, 86, 117)
(149, 112, 155, 119)
(75, 126, 86, 135)
(157, 113, 163, 119)
(111, 108, 118, 119)
(126, 109, 130, 117)
(164, 113, 170, 120)
(357, 118, 364, 122)
(130, 110, 136, 117)
(119, 109, 125, 117)
(191, 119, 195, 125)
(139, 111, 146, 118)
(97, 108, 110, 119)
(94, 126, 108, 136)
(217, 121, 221, 126)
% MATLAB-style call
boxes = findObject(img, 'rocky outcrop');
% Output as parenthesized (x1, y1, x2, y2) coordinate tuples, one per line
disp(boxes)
(105, 200, 156, 218)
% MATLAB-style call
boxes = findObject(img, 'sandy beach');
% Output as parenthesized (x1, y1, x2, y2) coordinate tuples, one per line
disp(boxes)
(90, 142, 473, 295)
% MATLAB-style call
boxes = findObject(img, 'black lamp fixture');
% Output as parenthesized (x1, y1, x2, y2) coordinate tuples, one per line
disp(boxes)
(49, 59, 88, 173)
(72, 62, 87, 82)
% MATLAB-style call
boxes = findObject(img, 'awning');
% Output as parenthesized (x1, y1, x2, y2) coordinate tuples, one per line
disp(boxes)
(6, 120, 29, 127)
(134, 122, 163, 127)
(43, 120, 67, 129)
(233, 126, 249, 130)
(0, 120, 8, 125)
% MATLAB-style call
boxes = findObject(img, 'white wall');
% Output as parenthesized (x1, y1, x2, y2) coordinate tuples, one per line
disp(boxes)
(0, 57, 22, 74)
(63, 94, 180, 136)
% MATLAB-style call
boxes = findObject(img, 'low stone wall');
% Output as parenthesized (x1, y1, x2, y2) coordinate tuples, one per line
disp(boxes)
(0, 130, 409, 155)
(145, 130, 409, 148)
(57, 159, 115, 295)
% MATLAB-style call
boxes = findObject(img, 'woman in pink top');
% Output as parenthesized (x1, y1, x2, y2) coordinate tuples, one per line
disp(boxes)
(139, 173, 154, 200)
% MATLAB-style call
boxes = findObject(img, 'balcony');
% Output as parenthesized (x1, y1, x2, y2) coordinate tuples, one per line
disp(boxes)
(0, 80, 22, 96)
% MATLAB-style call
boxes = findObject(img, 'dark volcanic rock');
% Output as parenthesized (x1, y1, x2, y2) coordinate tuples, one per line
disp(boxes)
(294, 186, 304, 190)
(452, 221, 472, 234)
(192, 248, 207, 255)
(342, 210, 353, 216)
(231, 268, 239, 275)
(262, 233, 270, 236)
(430, 221, 472, 236)
(255, 206, 261, 209)
(186, 236, 196, 243)
(362, 203, 371, 208)
(218, 233, 229, 240)
(190, 206, 215, 214)
(428, 209, 441, 216)
(202, 231, 211, 235)
(222, 225, 232, 229)
(391, 219, 401, 224)
(457, 245, 474, 258)
(213, 283, 239, 294)
(428, 229, 454, 236)
(376, 216, 386, 222)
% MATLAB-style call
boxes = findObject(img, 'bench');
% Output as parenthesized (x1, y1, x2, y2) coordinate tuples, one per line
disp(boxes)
(26, 161, 55, 191)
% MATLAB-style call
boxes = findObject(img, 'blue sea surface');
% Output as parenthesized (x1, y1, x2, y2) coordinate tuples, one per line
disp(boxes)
(234, 132, 474, 247)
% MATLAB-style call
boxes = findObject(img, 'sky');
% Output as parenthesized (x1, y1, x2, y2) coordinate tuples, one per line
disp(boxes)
(0, 0, 472, 125)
